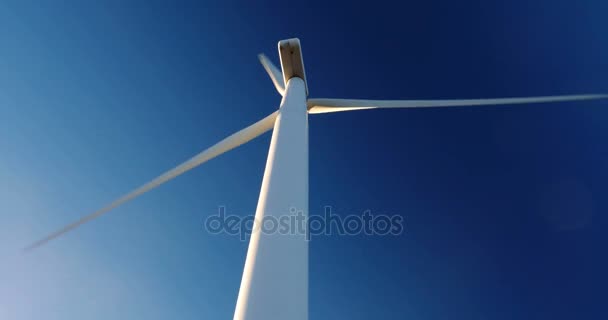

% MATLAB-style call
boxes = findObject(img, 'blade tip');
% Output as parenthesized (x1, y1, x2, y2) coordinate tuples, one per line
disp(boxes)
(22, 244, 37, 253)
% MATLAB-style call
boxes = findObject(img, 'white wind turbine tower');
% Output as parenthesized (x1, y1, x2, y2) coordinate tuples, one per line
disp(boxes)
(25, 38, 607, 319)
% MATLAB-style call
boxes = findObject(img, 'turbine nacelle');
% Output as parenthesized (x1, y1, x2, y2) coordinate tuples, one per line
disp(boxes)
(278, 38, 308, 96)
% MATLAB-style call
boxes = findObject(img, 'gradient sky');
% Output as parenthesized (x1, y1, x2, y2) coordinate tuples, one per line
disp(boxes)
(1, 1, 607, 319)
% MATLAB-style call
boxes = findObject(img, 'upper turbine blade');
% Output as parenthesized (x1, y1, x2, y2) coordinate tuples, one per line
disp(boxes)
(307, 94, 608, 114)
(258, 54, 285, 96)
(24, 111, 279, 252)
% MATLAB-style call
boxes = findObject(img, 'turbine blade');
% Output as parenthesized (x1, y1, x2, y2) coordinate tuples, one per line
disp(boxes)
(307, 94, 608, 114)
(24, 111, 279, 252)
(258, 54, 285, 96)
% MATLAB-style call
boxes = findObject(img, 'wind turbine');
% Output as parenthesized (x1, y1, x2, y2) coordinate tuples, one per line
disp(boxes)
(24, 38, 607, 320)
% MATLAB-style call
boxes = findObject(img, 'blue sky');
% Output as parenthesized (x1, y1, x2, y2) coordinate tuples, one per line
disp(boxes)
(1, 1, 607, 319)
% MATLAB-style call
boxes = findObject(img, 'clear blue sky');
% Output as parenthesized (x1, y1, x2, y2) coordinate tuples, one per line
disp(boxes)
(1, 1, 607, 319)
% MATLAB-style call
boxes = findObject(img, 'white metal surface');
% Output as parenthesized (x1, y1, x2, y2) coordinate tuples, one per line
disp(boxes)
(279, 38, 308, 95)
(258, 53, 285, 96)
(307, 94, 608, 113)
(234, 77, 309, 320)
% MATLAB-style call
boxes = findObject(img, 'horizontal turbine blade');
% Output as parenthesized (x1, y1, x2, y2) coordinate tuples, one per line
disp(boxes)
(308, 94, 608, 114)
(24, 111, 279, 252)
(258, 54, 285, 96)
